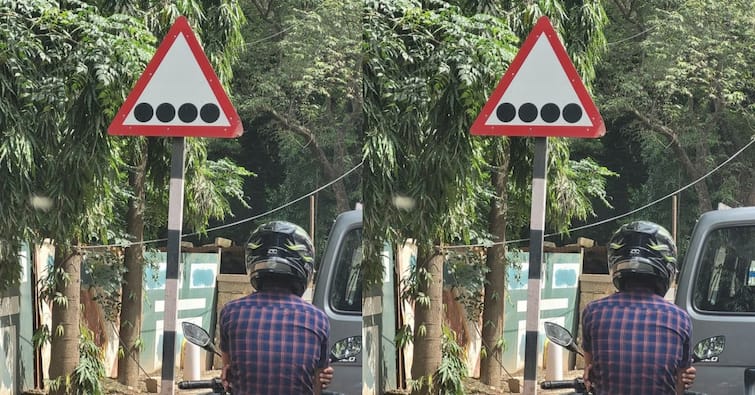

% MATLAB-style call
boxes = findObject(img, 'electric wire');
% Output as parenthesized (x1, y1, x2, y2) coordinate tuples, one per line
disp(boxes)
(442, 134, 755, 250)
(81, 160, 363, 250)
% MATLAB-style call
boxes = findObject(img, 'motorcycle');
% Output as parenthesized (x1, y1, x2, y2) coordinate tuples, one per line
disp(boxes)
(539, 321, 725, 395)
(177, 321, 347, 395)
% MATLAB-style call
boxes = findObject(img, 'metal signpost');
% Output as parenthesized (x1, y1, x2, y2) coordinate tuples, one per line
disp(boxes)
(471, 16, 605, 394)
(108, 16, 242, 395)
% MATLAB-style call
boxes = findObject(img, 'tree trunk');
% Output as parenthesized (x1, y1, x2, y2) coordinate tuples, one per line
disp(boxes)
(48, 248, 81, 395)
(480, 150, 510, 386)
(410, 245, 444, 395)
(118, 145, 148, 386)
(630, 108, 713, 210)
(265, 108, 351, 212)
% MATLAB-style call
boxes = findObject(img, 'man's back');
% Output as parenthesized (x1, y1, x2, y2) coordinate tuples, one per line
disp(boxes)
(220, 290, 330, 395)
(582, 288, 691, 395)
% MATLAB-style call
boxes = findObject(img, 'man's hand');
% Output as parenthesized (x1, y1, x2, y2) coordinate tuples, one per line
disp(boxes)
(319, 366, 334, 388)
(681, 366, 696, 389)
(583, 351, 593, 392)
(583, 363, 593, 392)
(220, 363, 231, 391)
(220, 351, 232, 391)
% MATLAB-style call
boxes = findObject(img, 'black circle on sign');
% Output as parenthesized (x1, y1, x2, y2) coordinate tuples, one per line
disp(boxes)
(156, 103, 176, 122)
(496, 103, 516, 123)
(562, 103, 583, 123)
(134, 103, 153, 122)
(178, 103, 198, 123)
(540, 103, 560, 123)
(200, 104, 220, 123)
(518, 103, 538, 123)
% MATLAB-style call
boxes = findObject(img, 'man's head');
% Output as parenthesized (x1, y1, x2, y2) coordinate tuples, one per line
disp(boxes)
(245, 221, 315, 296)
(608, 220, 678, 296)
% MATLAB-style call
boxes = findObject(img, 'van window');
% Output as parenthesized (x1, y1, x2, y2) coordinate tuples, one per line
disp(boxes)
(692, 225, 755, 313)
(329, 227, 363, 314)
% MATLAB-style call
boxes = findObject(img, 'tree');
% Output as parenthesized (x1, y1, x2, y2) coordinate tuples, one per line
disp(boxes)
(597, 0, 755, 238)
(364, 1, 518, 392)
(229, 0, 363, 244)
(0, 2, 154, 392)
(477, 2, 610, 385)
(91, 3, 248, 386)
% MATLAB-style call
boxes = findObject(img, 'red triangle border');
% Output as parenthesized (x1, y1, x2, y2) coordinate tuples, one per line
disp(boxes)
(470, 16, 605, 138)
(108, 16, 242, 138)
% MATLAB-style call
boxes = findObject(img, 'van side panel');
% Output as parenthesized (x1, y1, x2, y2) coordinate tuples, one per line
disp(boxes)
(675, 207, 755, 395)
(312, 210, 363, 395)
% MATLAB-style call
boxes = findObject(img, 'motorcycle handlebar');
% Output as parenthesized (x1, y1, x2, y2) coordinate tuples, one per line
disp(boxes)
(539, 379, 707, 395)
(177, 379, 215, 389)
(540, 379, 580, 389)
(540, 377, 588, 392)
(176, 379, 346, 395)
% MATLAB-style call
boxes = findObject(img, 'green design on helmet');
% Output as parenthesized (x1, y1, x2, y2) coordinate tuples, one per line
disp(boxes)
(245, 221, 315, 296)
(607, 220, 678, 296)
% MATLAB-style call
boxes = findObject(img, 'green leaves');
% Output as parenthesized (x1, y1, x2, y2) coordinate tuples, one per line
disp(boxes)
(598, 0, 755, 229)
(0, 1, 155, 252)
(364, 0, 519, 286)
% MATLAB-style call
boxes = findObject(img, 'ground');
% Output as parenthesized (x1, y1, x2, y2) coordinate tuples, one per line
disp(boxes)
(102, 368, 222, 394)
(100, 368, 583, 394)
(462, 369, 583, 394)
(383, 369, 584, 395)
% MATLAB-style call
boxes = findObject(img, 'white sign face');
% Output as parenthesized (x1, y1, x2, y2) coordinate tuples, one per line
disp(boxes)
(122, 34, 230, 127)
(482, 34, 592, 128)
(470, 16, 604, 138)
(108, 16, 242, 138)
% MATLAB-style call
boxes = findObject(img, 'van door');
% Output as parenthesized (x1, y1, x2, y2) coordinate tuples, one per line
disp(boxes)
(312, 209, 363, 395)
(675, 207, 755, 395)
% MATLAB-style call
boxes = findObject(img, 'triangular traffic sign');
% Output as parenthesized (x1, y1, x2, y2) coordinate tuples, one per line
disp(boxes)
(108, 16, 242, 138)
(470, 16, 604, 138)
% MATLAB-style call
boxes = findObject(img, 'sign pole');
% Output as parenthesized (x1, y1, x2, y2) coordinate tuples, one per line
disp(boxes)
(469, 16, 604, 394)
(160, 137, 186, 395)
(106, 16, 241, 393)
(523, 136, 548, 394)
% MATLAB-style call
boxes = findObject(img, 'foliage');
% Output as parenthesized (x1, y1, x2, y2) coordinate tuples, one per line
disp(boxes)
(363, 0, 519, 288)
(444, 248, 488, 319)
(184, 153, 255, 234)
(72, 325, 107, 395)
(225, 0, 363, 249)
(47, 325, 107, 395)
(596, 0, 755, 240)
(0, 0, 154, 291)
(82, 249, 127, 322)
(408, 324, 469, 394)
(0, 240, 23, 292)
(435, 324, 469, 395)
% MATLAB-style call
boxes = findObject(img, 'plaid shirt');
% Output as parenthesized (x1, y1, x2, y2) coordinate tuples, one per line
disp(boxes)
(219, 290, 329, 395)
(582, 288, 691, 395)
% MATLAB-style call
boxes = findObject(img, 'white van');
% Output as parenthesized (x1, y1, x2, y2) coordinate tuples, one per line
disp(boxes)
(312, 209, 363, 395)
(674, 206, 755, 394)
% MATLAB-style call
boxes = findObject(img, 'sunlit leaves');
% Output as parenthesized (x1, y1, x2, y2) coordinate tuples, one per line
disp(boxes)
(363, 0, 519, 287)
(0, 1, 154, 255)
(599, 0, 755, 221)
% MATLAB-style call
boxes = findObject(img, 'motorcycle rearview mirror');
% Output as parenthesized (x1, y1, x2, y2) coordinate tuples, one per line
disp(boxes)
(692, 335, 725, 363)
(182, 321, 221, 356)
(544, 321, 583, 356)
(329, 335, 362, 363)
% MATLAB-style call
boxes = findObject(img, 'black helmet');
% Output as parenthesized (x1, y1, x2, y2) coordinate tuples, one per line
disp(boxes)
(608, 221, 678, 296)
(245, 221, 315, 296)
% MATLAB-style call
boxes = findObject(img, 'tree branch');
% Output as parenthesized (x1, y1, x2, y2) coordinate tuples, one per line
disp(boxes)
(261, 107, 350, 212)
(628, 107, 712, 210)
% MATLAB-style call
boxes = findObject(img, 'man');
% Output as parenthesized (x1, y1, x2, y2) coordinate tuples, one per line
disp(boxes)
(582, 221, 693, 394)
(219, 221, 333, 395)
